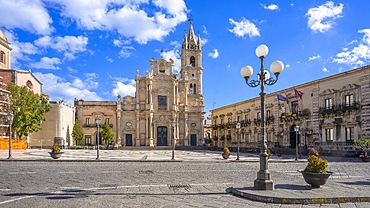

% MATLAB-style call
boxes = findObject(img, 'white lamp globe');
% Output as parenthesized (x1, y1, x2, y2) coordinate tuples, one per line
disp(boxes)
(258, 70, 270, 81)
(270, 60, 284, 74)
(240, 66, 253, 78)
(255, 44, 269, 58)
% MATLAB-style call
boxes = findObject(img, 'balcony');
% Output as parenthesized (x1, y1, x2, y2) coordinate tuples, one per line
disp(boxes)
(319, 106, 335, 115)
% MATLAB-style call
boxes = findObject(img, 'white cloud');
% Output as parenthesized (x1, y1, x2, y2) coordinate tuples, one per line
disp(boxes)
(106, 57, 114, 62)
(262, 4, 279, 11)
(161, 49, 181, 73)
(72, 73, 99, 90)
(48, 0, 188, 44)
(322, 67, 329, 72)
(285, 64, 290, 68)
(306, 1, 344, 33)
(308, 54, 321, 61)
(3, 30, 38, 67)
(208, 49, 219, 59)
(118, 46, 136, 58)
(227, 64, 231, 68)
(0, 0, 53, 35)
(112, 81, 136, 97)
(333, 29, 370, 66)
(34, 35, 89, 60)
(29, 57, 62, 70)
(228, 18, 260, 38)
(34, 72, 102, 105)
(202, 25, 208, 35)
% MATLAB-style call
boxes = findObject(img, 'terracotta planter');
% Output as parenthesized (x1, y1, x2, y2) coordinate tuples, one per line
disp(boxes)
(299, 170, 332, 188)
(222, 153, 230, 159)
(49, 152, 64, 159)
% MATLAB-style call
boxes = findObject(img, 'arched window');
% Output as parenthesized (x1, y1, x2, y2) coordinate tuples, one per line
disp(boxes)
(190, 56, 195, 67)
(26, 80, 33, 90)
(189, 84, 194, 94)
(159, 63, 165, 73)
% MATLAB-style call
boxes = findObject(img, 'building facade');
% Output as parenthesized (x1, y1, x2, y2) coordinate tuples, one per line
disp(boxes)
(31, 101, 75, 148)
(210, 65, 370, 153)
(75, 21, 205, 147)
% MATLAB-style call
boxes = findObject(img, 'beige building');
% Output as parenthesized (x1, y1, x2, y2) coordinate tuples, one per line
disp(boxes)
(75, 21, 205, 147)
(31, 101, 75, 148)
(210, 65, 370, 153)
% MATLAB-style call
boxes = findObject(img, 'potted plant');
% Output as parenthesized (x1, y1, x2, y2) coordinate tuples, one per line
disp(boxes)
(298, 148, 332, 188)
(222, 147, 230, 159)
(353, 138, 370, 162)
(49, 145, 64, 159)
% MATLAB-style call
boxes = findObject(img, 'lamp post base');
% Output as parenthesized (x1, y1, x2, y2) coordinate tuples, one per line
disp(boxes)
(254, 179, 274, 190)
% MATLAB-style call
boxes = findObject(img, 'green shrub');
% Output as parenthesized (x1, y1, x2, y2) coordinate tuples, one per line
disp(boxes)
(305, 155, 328, 174)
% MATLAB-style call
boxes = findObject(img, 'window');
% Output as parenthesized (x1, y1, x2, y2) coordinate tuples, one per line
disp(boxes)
(0, 51, 5, 64)
(266, 132, 271, 142)
(245, 114, 249, 121)
(221, 119, 224, 124)
(159, 63, 165, 73)
(105, 118, 110, 124)
(190, 56, 195, 67)
(324, 98, 333, 110)
(86, 118, 90, 125)
(345, 94, 353, 107)
(345, 127, 354, 142)
(256, 112, 260, 120)
(266, 110, 271, 118)
(228, 118, 231, 123)
(237, 116, 240, 122)
(291, 101, 299, 114)
(85, 135, 92, 145)
(158, 95, 167, 110)
(189, 83, 196, 94)
(26, 80, 33, 90)
(325, 129, 333, 141)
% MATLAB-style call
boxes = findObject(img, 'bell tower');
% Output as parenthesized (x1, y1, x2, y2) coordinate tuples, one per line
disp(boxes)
(179, 19, 205, 146)
(0, 29, 12, 69)
(180, 19, 203, 95)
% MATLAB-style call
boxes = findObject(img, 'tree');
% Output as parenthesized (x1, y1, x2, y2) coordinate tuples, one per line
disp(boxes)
(101, 120, 114, 145)
(72, 119, 83, 145)
(9, 83, 51, 139)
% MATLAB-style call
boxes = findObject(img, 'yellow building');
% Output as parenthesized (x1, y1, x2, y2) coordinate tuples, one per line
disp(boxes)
(210, 65, 370, 154)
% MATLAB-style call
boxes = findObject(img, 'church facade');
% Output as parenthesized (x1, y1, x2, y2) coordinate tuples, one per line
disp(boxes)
(75, 21, 205, 147)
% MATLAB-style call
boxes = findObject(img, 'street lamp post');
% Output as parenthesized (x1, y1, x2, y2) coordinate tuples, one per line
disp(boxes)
(171, 119, 176, 160)
(294, 125, 299, 161)
(240, 44, 284, 190)
(95, 116, 101, 160)
(7, 112, 14, 160)
(236, 122, 241, 160)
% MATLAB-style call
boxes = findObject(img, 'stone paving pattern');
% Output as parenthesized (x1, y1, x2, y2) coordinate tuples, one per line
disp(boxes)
(0, 149, 369, 207)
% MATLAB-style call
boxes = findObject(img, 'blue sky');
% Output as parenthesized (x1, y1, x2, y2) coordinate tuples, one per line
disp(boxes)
(1, 0, 370, 117)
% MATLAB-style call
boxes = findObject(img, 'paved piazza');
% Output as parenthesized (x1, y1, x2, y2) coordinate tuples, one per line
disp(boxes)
(0, 159, 369, 207)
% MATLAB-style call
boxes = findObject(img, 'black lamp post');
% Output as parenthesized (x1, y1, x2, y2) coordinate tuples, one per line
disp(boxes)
(236, 122, 241, 160)
(7, 112, 14, 160)
(240, 44, 284, 190)
(95, 116, 101, 160)
(294, 125, 300, 160)
(171, 119, 176, 160)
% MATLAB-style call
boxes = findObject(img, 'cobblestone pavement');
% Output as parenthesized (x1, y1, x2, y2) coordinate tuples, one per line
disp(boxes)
(0, 151, 369, 207)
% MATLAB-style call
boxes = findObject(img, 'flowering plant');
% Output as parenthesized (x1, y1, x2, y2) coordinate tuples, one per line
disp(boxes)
(353, 138, 370, 159)
(51, 145, 61, 153)
(303, 155, 328, 174)
(308, 148, 319, 157)
(223, 147, 230, 154)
